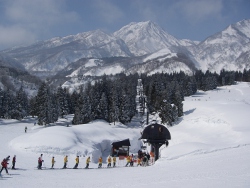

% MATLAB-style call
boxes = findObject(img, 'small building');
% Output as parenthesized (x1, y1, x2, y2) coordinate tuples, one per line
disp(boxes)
(111, 139, 131, 157)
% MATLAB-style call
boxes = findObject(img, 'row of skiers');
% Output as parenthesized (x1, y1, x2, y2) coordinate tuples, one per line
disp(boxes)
(0, 155, 16, 175)
(38, 154, 117, 169)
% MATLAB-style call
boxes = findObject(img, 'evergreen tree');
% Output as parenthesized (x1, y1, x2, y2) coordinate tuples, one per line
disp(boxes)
(2, 89, 15, 119)
(36, 82, 58, 125)
(159, 100, 173, 126)
(15, 86, 29, 120)
(56, 86, 69, 118)
(97, 92, 109, 121)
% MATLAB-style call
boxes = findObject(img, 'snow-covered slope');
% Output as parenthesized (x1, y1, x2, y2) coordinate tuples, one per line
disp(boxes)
(114, 21, 180, 56)
(0, 82, 250, 187)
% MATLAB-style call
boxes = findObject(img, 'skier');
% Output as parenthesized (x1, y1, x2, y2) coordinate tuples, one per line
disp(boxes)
(107, 156, 111, 168)
(137, 157, 141, 166)
(25, 126, 27, 133)
(150, 151, 155, 164)
(142, 155, 148, 167)
(98, 157, 102, 168)
(0, 158, 9, 175)
(63, 155, 68, 169)
(130, 154, 134, 166)
(12, 155, 16, 169)
(38, 154, 43, 169)
(146, 153, 150, 166)
(112, 156, 116, 167)
(73, 156, 79, 169)
(51, 156, 55, 169)
(125, 155, 131, 167)
(85, 156, 90, 169)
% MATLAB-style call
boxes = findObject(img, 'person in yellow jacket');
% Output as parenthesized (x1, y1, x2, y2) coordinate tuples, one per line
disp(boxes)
(51, 156, 55, 169)
(137, 157, 141, 166)
(107, 156, 112, 167)
(63, 155, 68, 169)
(73, 156, 79, 169)
(85, 156, 90, 169)
(125, 155, 131, 167)
(98, 157, 102, 168)
(112, 156, 116, 167)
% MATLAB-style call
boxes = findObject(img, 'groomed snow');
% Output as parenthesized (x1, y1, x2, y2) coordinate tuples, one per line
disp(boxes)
(0, 82, 250, 187)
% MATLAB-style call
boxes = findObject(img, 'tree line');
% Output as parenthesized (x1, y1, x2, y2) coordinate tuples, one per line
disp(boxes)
(0, 69, 249, 126)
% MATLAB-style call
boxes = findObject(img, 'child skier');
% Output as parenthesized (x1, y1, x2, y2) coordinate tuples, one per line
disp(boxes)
(12, 155, 16, 169)
(51, 156, 55, 169)
(85, 156, 90, 169)
(107, 156, 111, 168)
(112, 156, 116, 167)
(73, 156, 79, 169)
(63, 155, 68, 169)
(98, 157, 102, 168)
(0, 158, 9, 175)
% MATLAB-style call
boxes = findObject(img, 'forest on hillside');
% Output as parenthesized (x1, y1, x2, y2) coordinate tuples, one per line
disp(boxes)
(0, 69, 250, 126)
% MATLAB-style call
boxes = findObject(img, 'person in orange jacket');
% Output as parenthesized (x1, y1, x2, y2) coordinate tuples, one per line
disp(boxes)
(125, 155, 131, 167)
(51, 156, 55, 169)
(98, 157, 102, 168)
(63, 155, 68, 169)
(112, 156, 116, 167)
(150, 151, 155, 164)
(73, 156, 79, 169)
(137, 157, 141, 166)
(85, 156, 90, 169)
(107, 156, 112, 167)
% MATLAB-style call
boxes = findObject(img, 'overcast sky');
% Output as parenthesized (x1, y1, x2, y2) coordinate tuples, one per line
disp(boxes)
(0, 0, 249, 50)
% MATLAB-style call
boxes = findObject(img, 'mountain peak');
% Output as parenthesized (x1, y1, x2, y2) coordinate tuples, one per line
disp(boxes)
(232, 19, 250, 38)
(114, 21, 180, 56)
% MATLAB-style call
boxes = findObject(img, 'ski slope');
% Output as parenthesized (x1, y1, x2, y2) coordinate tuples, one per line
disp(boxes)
(0, 82, 250, 187)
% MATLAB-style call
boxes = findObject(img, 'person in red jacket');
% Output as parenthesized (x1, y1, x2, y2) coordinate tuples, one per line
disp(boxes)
(38, 154, 43, 169)
(0, 158, 9, 174)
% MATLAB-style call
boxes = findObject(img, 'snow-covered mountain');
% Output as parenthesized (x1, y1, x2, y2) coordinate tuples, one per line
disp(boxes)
(1, 19, 250, 80)
(0, 53, 25, 70)
(0, 54, 41, 95)
(1, 30, 132, 77)
(114, 21, 181, 56)
(189, 19, 250, 72)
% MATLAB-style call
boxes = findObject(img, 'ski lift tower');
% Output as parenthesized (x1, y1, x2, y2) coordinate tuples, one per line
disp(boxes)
(139, 123, 171, 161)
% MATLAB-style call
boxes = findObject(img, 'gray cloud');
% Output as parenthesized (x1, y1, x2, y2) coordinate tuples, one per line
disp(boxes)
(0, 25, 36, 49)
(0, 0, 80, 49)
(92, 0, 124, 24)
(170, 0, 223, 23)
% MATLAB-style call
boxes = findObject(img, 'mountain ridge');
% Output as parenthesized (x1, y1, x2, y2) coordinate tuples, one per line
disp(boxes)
(0, 19, 249, 80)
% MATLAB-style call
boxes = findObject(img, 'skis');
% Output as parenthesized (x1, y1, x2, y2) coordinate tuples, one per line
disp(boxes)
(0, 173, 12, 178)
